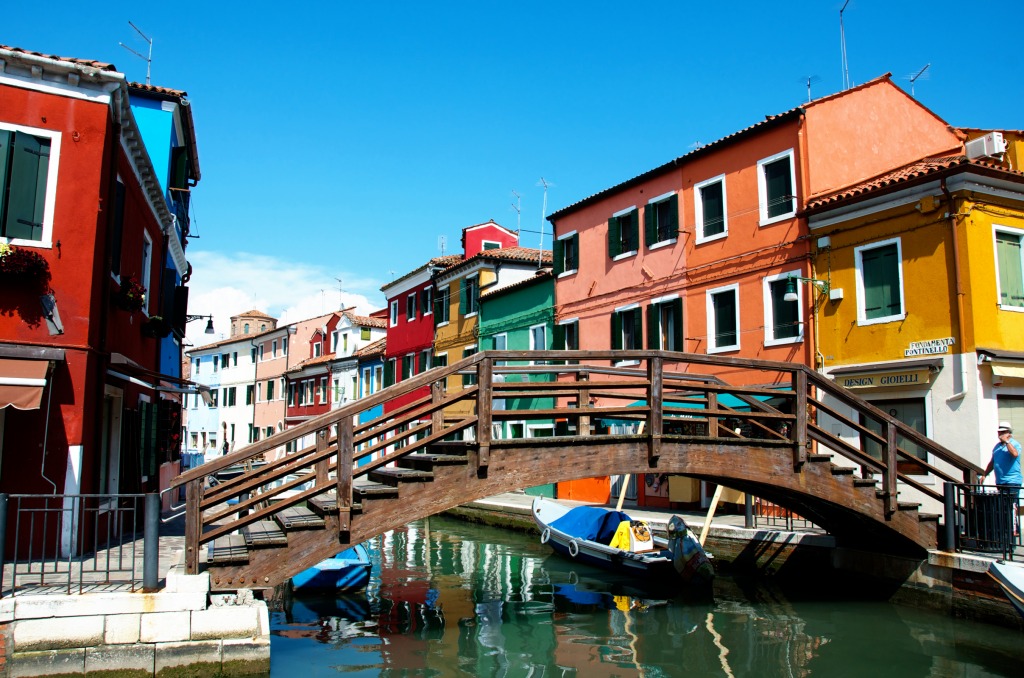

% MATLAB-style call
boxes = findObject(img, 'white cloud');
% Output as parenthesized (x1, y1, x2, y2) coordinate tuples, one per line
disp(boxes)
(182, 250, 386, 347)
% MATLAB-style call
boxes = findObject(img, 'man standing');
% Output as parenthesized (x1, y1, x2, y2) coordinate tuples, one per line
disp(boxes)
(984, 422, 1022, 532)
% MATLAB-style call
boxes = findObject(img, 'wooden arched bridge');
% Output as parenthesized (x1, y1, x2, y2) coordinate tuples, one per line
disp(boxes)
(170, 351, 982, 590)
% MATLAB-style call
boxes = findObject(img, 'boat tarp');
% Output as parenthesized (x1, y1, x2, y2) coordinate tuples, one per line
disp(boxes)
(549, 506, 631, 544)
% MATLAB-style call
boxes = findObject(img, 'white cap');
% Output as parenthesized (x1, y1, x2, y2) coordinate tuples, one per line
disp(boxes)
(998, 421, 1012, 432)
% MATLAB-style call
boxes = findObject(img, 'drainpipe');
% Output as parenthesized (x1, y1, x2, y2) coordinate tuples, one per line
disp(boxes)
(941, 178, 969, 403)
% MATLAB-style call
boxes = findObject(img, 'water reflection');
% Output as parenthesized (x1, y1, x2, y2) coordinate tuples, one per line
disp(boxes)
(270, 516, 1020, 677)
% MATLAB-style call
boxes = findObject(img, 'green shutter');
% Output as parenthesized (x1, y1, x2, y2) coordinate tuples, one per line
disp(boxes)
(608, 217, 621, 258)
(672, 297, 683, 350)
(459, 280, 468, 315)
(713, 291, 737, 347)
(862, 244, 900, 319)
(771, 280, 800, 338)
(418, 351, 427, 373)
(552, 323, 565, 350)
(668, 195, 680, 240)
(0, 132, 9, 230)
(553, 237, 564, 275)
(702, 182, 724, 237)
(570, 234, 579, 270)
(645, 205, 657, 248)
(384, 359, 394, 387)
(632, 308, 643, 350)
(647, 304, 660, 349)
(611, 311, 622, 350)
(4, 132, 49, 241)
(765, 157, 793, 218)
(997, 233, 1024, 306)
(626, 211, 638, 252)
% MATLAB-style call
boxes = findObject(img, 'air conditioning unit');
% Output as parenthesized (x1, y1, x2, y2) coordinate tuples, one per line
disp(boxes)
(965, 131, 1008, 159)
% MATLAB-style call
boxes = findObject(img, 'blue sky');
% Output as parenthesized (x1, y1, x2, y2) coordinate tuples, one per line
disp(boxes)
(6, 1, 1022, 344)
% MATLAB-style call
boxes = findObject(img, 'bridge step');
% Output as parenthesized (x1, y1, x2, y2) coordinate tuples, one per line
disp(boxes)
(307, 492, 363, 517)
(242, 520, 288, 547)
(829, 464, 855, 475)
(426, 441, 474, 456)
(897, 501, 921, 512)
(369, 467, 434, 487)
(853, 478, 878, 488)
(807, 453, 833, 462)
(208, 535, 249, 564)
(918, 513, 941, 522)
(353, 482, 400, 499)
(274, 505, 326, 530)
(397, 453, 471, 471)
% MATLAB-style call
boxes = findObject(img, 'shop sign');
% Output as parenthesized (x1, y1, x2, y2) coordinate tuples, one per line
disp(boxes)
(905, 337, 954, 357)
(836, 368, 931, 390)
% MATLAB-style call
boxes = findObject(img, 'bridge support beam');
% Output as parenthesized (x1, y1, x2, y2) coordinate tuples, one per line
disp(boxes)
(338, 418, 353, 540)
(476, 358, 492, 473)
(792, 369, 808, 471)
(647, 357, 662, 465)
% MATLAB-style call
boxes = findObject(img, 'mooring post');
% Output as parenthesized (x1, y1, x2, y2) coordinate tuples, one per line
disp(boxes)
(943, 481, 956, 552)
(744, 493, 754, 529)
(143, 492, 159, 591)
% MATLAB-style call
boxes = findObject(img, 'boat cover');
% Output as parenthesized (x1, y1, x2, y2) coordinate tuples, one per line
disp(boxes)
(550, 506, 632, 544)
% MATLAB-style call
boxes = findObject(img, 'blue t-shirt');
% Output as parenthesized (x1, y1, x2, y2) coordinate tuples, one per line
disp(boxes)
(992, 438, 1023, 486)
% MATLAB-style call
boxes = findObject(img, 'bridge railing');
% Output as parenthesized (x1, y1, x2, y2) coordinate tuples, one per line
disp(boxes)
(171, 351, 984, 573)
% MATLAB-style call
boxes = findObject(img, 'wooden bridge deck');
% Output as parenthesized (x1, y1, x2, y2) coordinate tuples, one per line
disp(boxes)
(170, 350, 982, 589)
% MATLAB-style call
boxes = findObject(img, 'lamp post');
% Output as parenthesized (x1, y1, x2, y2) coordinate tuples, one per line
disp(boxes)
(186, 314, 216, 335)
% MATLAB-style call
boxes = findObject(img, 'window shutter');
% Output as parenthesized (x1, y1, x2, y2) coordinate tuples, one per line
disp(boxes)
(668, 195, 680, 239)
(645, 205, 656, 248)
(611, 311, 622, 350)
(433, 289, 443, 324)
(672, 297, 684, 350)
(632, 308, 643, 350)
(608, 217, 621, 258)
(418, 351, 427, 373)
(459, 280, 468, 315)
(997, 233, 1024, 305)
(0, 132, 9, 229)
(384, 359, 394, 387)
(647, 304, 660, 349)
(765, 157, 793, 218)
(570, 234, 579, 270)
(552, 323, 565, 350)
(553, 237, 564, 275)
(5, 132, 49, 241)
(862, 244, 900, 318)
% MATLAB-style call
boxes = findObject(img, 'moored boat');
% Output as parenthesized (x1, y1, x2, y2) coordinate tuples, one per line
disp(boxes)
(988, 560, 1024, 620)
(532, 497, 713, 587)
(291, 543, 372, 592)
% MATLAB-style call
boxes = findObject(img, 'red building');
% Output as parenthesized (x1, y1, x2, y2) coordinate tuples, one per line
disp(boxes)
(0, 45, 201, 515)
(284, 313, 342, 439)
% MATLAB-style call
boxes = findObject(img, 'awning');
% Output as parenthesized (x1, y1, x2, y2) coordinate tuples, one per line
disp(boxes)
(976, 348, 1024, 383)
(991, 363, 1024, 380)
(830, 358, 942, 390)
(108, 352, 208, 395)
(0, 358, 50, 410)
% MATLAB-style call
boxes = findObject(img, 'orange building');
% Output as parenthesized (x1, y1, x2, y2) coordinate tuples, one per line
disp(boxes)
(547, 75, 962, 505)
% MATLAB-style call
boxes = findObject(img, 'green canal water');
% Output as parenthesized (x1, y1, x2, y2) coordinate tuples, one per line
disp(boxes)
(269, 515, 1021, 677)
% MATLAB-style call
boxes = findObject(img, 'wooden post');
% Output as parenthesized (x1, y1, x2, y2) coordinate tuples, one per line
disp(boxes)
(477, 357, 492, 470)
(707, 391, 718, 438)
(184, 478, 203, 575)
(647, 356, 662, 465)
(883, 420, 898, 518)
(792, 370, 808, 470)
(337, 417, 353, 538)
(577, 370, 591, 437)
(431, 380, 445, 437)
(315, 427, 329, 486)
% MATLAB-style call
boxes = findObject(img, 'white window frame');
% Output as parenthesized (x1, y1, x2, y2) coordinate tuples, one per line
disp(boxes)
(506, 421, 526, 440)
(464, 274, 480, 318)
(389, 300, 399, 327)
(527, 424, 556, 438)
(556, 230, 579, 277)
(614, 303, 641, 366)
(433, 352, 448, 369)
(757, 149, 797, 226)
(706, 283, 740, 354)
(492, 333, 507, 365)
(647, 191, 679, 250)
(558, 317, 579, 350)
(140, 231, 153, 313)
(994, 224, 1024, 312)
(529, 323, 547, 364)
(650, 293, 682, 351)
(762, 270, 804, 347)
(406, 292, 417, 321)
(854, 237, 906, 327)
(611, 206, 639, 261)
(435, 287, 451, 327)
(272, 340, 278, 358)
(0, 122, 61, 249)
(694, 174, 728, 245)
(423, 286, 433, 315)
(481, 239, 502, 250)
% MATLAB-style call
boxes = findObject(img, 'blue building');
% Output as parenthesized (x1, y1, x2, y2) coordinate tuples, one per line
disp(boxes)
(355, 337, 386, 466)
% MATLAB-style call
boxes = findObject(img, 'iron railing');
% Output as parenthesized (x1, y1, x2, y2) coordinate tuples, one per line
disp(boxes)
(0, 492, 161, 596)
(946, 483, 1022, 560)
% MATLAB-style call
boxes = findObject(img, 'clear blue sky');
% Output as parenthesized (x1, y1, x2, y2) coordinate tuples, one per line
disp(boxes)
(7, 1, 1022, 342)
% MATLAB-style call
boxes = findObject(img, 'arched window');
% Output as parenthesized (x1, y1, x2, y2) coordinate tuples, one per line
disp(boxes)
(244, 323, 250, 333)
(260, 324, 267, 332)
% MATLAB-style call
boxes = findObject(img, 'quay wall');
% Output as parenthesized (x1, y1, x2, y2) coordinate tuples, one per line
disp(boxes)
(1, 566, 269, 677)
(445, 500, 1024, 631)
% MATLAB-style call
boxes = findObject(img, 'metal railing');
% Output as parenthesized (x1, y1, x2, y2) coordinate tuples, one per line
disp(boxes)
(946, 483, 1022, 560)
(0, 492, 161, 596)
(748, 496, 818, 532)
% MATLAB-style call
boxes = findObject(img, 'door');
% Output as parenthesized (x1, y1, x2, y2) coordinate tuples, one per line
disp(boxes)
(861, 397, 928, 475)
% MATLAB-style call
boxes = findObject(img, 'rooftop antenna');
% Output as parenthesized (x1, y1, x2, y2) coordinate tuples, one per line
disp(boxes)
(839, 0, 851, 90)
(511, 190, 521, 234)
(801, 75, 821, 102)
(119, 21, 153, 85)
(437, 235, 447, 257)
(537, 177, 551, 268)
(334, 277, 344, 310)
(908, 63, 930, 97)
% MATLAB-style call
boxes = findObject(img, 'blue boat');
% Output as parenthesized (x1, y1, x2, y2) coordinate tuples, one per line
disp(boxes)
(291, 544, 372, 592)
(988, 560, 1024, 621)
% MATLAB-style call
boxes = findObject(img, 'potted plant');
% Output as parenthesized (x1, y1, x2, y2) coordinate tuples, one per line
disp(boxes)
(142, 315, 173, 338)
(0, 243, 51, 292)
(116, 275, 147, 313)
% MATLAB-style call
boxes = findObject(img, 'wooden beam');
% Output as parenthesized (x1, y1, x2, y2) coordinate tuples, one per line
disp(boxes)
(477, 357, 492, 470)
(338, 416, 353, 537)
(647, 356, 662, 465)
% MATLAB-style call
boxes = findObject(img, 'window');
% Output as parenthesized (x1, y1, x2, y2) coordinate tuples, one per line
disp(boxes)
(0, 126, 59, 244)
(333, 377, 342, 402)
(313, 342, 322, 357)
(419, 349, 430, 373)
(648, 296, 683, 350)
(244, 323, 250, 334)
(482, 240, 502, 250)
(695, 175, 727, 243)
(422, 287, 433, 315)
(995, 228, 1024, 309)
(232, 352, 238, 367)
(374, 365, 383, 391)
(287, 383, 296, 406)
(192, 358, 200, 375)
(362, 368, 371, 397)
(221, 353, 230, 368)
(390, 300, 399, 327)
(210, 390, 218, 407)
(407, 292, 417, 321)
(361, 327, 371, 341)
(283, 337, 289, 355)
(248, 425, 255, 443)
(493, 333, 507, 366)
(645, 193, 679, 248)
(141, 232, 153, 311)
(266, 379, 275, 400)
(227, 387, 237, 407)
(463, 346, 477, 386)
(320, 377, 327, 403)
(434, 287, 450, 325)
(280, 378, 286, 398)
(554, 319, 579, 351)
(259, 345, 264, 360)
(611, 305, 642, 351)
(384, 358, 396, 387)
(246, 385, 254, 406)
(861, 398, 928, 475)
(757, 150, 797, 224)
(554, 231, 579, 276)
(272, 340, 279, 358)
(461, 275, 479, 317)
(250, 348, 256, 363)
(608, 208, 639, 259)
(213, 356, 219, 372)
(530, 323, 547, 364)
(402, 354, 415, 380)
(763, 272, 803, 346)
(342, 333, 349, 353)
(706, 284, 740, 353)
(855, 239, 904, 325)
(433, 353, 448, 370)
(265, 426, 273, 440)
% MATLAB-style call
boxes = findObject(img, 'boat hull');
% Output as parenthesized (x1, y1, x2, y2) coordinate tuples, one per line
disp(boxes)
(291, 544, 372, 592)
(989, 561, 1024, 620)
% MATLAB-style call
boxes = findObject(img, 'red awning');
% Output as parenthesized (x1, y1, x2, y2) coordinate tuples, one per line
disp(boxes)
(0, 358, 50, 410)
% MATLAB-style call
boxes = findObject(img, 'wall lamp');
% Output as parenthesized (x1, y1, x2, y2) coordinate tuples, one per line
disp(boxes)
(186, 314, 215, 334)
(783, 275, 830, 302)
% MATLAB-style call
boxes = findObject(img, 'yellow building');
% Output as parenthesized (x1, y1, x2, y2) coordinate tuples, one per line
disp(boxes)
(805, 130, 1024, 486)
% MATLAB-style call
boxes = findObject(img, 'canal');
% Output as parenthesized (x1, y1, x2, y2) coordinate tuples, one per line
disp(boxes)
(269, 515, 1021, 676)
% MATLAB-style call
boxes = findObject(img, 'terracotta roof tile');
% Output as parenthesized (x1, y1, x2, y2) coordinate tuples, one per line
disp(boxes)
(128, 82, 187, 98)
(355, 337, 386, 358)
(288, 353, 337, 372)
(231, 309, 276, 320)
(343, 311, 387, 329)
(0, 44, 116, 71)
(480, 269, 553, 300)
(382, 255, 464, 293)
(439, 247, 552, 276)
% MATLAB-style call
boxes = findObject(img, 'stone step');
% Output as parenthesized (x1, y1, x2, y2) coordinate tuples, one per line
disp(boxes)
(208, 535, 249, 564)
(308, 492, 363, 516)
(397, 453, 471, 472)
(368, 467, 434, 487)
(241, 520, 288, 547)
(274, 505, 326, 530)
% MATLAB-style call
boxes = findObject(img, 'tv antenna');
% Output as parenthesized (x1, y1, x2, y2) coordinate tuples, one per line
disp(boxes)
(839, 0, 852, 90)
(437, 235, 447, 257)
(908, 63, 930, 97)
(511, 190, 521, 233)
(119, 21, 153, 85)
(537, 178, 552, 268)
(334, 277, 345, 309)
(801, 75, 821, 102)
